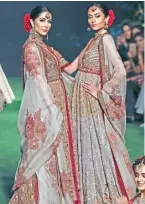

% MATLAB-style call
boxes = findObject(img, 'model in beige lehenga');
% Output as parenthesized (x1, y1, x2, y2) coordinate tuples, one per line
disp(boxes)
(62, 4, 136, 204)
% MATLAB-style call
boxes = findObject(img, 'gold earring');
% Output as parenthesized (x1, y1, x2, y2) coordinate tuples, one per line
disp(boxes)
(87, 27, 91, 31)
(105, 22, 108, 30)
(31, 26, 36, 38)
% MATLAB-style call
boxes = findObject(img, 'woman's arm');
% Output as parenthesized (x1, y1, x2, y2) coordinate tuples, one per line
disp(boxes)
(52, 48, 79, 75)
(63, 57, 79, 75)
(24, 42, 54, 109)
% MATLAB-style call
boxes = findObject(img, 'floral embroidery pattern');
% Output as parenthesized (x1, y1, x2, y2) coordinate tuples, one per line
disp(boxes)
(24, 43, 41, 76)
(111, 95, 122, 105)
(123, 151, 135, 178)
(25, 109, 46, 150)
(106, 100, 125, 120)
(51, 134, 62, 153)
(45, 154, 59, 190)
(61, 170, 75, 200)
(10, 175, 38, 204)
(104, 64, 111, 81)
(12, 166, 26, 190)
(78, 37, 102, 75)
(108, 133, 117, 152)
(61, 171, 69, 195)
(46, 156, 74, 199)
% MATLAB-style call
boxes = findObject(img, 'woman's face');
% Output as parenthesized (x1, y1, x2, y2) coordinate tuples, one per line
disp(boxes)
(135, 36, 144, 49)
(31, 11, 52, 37)
(123, 25, 131, 40)
(134, 165, 145, 192)
(132, 28, 141, 36)
(88, 6, 108, 31)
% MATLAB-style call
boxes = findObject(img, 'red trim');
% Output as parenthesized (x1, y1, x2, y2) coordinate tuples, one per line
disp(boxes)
(78, 68, 100, 75)
(98, 38, 105, 121)
(39, 44, 80, 203)
(113, 154, 129, 200)
(128, 198, 134, 204)
(128, 195, 138, 204)
(128, 194, 140, 204)
(74, 200, 80, 204)
(61, 62, 70, 70)
(54, 47, 81, 203)
(61, 80, 81, 204)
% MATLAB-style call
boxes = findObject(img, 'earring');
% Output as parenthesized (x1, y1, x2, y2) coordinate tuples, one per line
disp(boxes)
(104, 22, 108, 30)
(87, 27, 91, 31)
(31, 26, 36, 38)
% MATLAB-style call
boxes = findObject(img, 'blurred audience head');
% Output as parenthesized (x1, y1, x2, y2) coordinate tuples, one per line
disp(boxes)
(122, 23, 132, 41)
(132, 25, 143, 36)
(134, 32, 144, 50)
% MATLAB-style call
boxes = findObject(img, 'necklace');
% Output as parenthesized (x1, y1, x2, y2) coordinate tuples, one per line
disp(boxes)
(95, 30, 108, 38)
(29, 29, 43, 43)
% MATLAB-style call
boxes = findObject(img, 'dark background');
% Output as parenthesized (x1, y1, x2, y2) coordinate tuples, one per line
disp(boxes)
(0, 1, 142, 76)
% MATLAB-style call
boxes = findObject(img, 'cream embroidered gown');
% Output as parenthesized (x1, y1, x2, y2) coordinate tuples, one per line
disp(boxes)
(71, 32, 136, 204)
(9, 33, 80, 204)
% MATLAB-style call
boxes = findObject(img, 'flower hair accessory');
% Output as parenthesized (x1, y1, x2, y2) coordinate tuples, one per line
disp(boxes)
(108, 10, 115, 27)
(24, 13, 31, 32)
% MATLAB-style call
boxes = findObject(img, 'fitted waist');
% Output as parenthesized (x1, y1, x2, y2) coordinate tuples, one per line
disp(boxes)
(78, 67, 100, 75)
(47, 75, 63, 82)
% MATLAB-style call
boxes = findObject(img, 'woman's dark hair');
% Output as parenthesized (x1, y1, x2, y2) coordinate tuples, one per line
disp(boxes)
(88, 3, 109, 18)
(30, 5, 52, 21)
(133, 156, 145, 171)
(132, 25, 143, 32)
(121, 23, 131, 31)
(134, 32, 144, 39)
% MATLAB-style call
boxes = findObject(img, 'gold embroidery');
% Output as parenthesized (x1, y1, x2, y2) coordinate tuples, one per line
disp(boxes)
(25, 109, 46, 150)
(9, 175, 38, 204)
(78, 37, 102, 75)
(14, 38, 79, 202)
(29, 39, 78, 200)
(49, 79, 77, 200)
(106, 100, 125, 120)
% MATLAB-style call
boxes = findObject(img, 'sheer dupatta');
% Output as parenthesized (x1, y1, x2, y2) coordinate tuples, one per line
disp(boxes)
(98, 34, 136, 199)
(62, 72, 74, 99)
(52, 48, 75, 99)
(12, 41, 63, 191)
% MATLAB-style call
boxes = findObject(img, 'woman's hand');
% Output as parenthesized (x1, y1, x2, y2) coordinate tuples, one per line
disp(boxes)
(63, 57, 79, 75)
(82, 82, 100, 99)
(116, 196, 128, 204)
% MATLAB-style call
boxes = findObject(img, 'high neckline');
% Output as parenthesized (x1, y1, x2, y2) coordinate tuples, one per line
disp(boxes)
(94, 30, 108, 38)
(29, 29, 43, 43)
